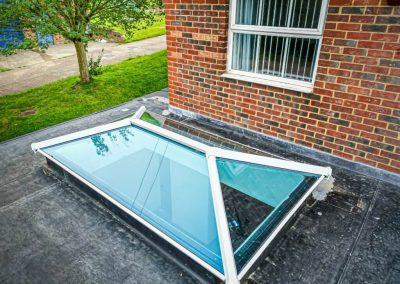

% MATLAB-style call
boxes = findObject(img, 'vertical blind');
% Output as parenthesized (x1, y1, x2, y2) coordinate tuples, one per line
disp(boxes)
(231, 0, 325, 83)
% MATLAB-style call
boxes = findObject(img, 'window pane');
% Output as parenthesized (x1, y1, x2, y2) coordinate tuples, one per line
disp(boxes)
(262, 0, 291, 27)
(232, 33, 257, 73)
(216, 158, 318, 271)
(291, 0, 323, 29)
(257, 35, 286, 77)
(235, 0, 260, 25)
(284, 37, 319, 82)
(235, 0, 323, 29)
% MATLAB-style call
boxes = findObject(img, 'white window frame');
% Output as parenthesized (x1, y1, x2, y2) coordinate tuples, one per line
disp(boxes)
(32, 106, 332, 283)
(224, 0, 329, 93)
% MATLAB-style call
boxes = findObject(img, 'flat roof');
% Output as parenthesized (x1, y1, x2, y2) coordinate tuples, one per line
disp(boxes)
(1, 89, 399, 283)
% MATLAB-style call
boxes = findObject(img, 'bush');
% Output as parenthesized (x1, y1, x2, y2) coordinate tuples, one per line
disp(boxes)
(88, 48, 104, 78)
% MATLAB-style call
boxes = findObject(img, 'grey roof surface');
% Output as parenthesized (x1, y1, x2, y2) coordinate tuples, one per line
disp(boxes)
(1, 89, 399, 284)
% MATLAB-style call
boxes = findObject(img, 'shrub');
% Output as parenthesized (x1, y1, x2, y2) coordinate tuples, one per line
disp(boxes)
(88, 48, 104, 78)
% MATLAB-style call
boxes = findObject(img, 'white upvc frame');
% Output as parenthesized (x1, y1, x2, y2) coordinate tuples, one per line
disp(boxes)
(225, 0, 329, 93)
(32, 107, 331, 283)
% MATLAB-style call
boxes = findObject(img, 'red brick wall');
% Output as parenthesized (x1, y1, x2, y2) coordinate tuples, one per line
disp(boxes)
(165, 0, 400, 174)
(53, 33, 66, 45)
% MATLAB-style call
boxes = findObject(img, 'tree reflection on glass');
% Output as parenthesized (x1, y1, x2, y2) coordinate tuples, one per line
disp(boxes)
(91, 128, 135, 156)
(91, 135, 109, 156)
(119, 128, 133, 141)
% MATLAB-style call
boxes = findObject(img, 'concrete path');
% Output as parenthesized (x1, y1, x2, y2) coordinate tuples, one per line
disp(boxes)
(0, 35, 166, 96)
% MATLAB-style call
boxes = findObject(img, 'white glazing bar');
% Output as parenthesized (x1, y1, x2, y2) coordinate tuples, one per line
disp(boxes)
(290, 0, 297, 27)
(272, 0, 277, 26)
(286, 0, 293, 27)
(207, 153, 239, 284)
(278, 0, 284, 26)
(38, 149, 226, 281)
(267, 35, 273, 72)
(304, 0, 311, 28)
(302, 39, 311, 81)
(281, 37, 290, 78)
(289, 38, 298, 77)
(311, 0, 318, 29)
(257, 0, 263, 25)
(297, 0, 304, 28)
(252, 35, 257, 72)
(273, 36, 278, 75)
(215, 148, 332, 177)
(296, 38, 305, 77)
(31, 119, 131, 151)
(279, 37, 285, 74)
(318, 0, 329, 32)
(254, 35, 261, 73)
(281, 0, 294, 78)
(254, 0, 263, 73)
(131, 105, 146, 119)
(249, 0, 253, 24)
(238, 175, 326, 280)
(261, 35, 267, 73)
(131, 118, 211, 153)
(230, 25, 322, 37)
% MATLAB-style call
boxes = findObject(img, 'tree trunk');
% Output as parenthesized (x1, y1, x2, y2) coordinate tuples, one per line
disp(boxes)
(73, 40, 90, 84)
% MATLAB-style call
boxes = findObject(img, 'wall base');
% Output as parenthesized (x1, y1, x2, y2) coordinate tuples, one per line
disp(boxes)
(169, 106, 400, 187)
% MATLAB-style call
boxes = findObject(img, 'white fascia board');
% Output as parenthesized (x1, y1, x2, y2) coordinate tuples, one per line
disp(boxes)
(207, 152, 240, 284)
(215, 148, 332, 177)
(38, 149, 226, 281)
(31, 119, 131, 152)
(130, 118, 212, 154)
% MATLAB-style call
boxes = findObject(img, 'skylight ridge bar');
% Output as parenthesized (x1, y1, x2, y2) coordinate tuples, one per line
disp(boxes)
(130, 118, 212, 153)
(37, 149, 226, 281)
(215, 148, 332, 177)
(207, 152, 240, 284)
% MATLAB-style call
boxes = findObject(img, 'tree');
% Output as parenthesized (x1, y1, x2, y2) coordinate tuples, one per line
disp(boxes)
(0, 0, 160, 84)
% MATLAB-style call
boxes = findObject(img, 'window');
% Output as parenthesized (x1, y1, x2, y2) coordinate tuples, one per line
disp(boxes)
(225, 0, 329, 93)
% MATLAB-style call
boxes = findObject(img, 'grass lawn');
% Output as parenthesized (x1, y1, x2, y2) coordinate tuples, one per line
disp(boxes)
(0, 67, 10, 73)
(0, 50, 168, 142)
(115, 15, 166, 43)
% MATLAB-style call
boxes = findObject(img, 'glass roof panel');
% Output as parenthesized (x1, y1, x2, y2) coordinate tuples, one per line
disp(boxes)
(43, 125, 223, 273)
(216, 158, 319, 271)
(34, 111, 331, 281)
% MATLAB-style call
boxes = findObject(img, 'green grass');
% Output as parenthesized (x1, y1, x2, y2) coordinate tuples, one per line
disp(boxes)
(0, 67, 10, 73)
(0, 50, 168, 142)
(140, 112, 162, 126)
(115, 15, 166, 43)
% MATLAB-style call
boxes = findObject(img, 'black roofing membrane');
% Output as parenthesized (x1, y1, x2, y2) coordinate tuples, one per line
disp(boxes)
(1, 91, 399, 284)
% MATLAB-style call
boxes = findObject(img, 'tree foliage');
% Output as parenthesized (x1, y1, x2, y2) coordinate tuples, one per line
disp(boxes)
(0, 0, 162, 83)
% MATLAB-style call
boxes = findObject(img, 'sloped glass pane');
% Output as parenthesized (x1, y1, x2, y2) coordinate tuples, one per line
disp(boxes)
(43, 125, 223, 273)
(216, 158, 319, 271)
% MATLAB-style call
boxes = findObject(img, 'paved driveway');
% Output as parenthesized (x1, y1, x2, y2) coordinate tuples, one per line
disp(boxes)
(0, 36, 166, 96)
